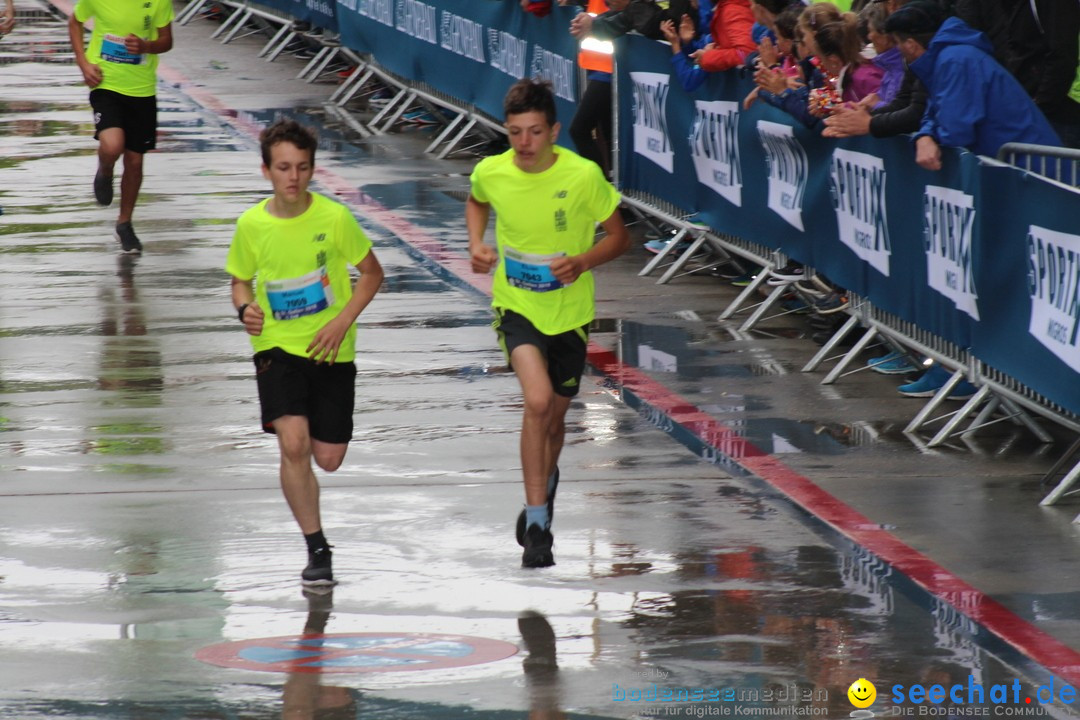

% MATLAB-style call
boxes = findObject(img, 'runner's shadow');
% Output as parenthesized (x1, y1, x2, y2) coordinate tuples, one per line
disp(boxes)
(281, 588, 359, 720)
(519, 610, 566, 720)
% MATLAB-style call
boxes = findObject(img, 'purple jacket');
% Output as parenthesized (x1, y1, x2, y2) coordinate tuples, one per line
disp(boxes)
(872, 46, 904, 108)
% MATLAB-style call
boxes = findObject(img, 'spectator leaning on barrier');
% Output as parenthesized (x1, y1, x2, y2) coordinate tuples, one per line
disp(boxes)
(809, 14, 883, 115)
(686, 0, 756, 72)
(663, 0, 751, 92)
(754, 2, 840, 128)
(821, 0, 927, 140)
(662, 12, 710, 91)
(741, 2, 803, 104)
(858, 0, 903, 108)
(885, 1, 1061, 171)
(956, 0, 1080, 150)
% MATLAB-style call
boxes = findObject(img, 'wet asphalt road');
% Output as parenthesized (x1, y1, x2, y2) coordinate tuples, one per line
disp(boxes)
(4, 3, 1080, 719)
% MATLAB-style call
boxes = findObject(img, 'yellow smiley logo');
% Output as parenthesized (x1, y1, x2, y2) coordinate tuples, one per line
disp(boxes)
(847, 678, 877, 709)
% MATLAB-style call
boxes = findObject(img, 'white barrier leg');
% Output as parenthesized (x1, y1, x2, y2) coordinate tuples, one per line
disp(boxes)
(657, 232, 709, 285)
(258, 22, 292, 57)
(802, 314, 861, 373)
(210, 4, 246, 39)
(436, 116, 478, 159)
(821, 325, 879, 385)
(638, 228, 688, 277)
(425, 113, 465, 154)
(718, 267, 772, 321)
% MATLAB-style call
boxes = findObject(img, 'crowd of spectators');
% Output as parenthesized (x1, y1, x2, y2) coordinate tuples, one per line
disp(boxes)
(519, 0, 1078, 400)
(521, 0, 1076, 178)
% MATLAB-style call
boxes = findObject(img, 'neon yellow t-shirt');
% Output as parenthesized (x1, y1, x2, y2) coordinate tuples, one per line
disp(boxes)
(225, 192, 373, 362)
(469, 146, 620, 336)
(74, 0, 174, 97)
(1070, 46, 1080, 104)
(813, 0, 851, 11)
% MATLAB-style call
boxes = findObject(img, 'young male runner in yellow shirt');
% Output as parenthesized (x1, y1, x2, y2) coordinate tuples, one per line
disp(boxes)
(226, 120, 384, 586)
(68, 0, 173, 253)
(467, 78, 629, 568)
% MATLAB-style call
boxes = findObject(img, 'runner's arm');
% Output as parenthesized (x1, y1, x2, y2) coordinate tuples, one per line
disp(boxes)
(231, 275, 264, 336)
(1, 0, 16, 35)
(306, 250, 384, 364)
(466, 194, 498, 274)
(549, 208, 629, 285)
(68, 14, 102, 88)
(126, 22, 172, 55)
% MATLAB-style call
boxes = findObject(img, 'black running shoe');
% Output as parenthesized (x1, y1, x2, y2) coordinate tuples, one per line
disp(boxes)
(114, 221, 143, 255)
(516, 466, 559, 547)
(94, 170, 114, 207)
(521, 524, 555, 568)
(301, 547, 336, 586)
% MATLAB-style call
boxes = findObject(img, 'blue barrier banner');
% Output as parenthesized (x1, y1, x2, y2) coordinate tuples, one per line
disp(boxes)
(334, 0, 579, 137)
(975, 169, 1080, 415)
(254, 0, 337, 32)
(615, 33, 983, 349)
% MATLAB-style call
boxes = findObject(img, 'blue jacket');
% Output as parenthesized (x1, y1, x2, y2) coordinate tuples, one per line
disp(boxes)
(910, 17, 1061, 156)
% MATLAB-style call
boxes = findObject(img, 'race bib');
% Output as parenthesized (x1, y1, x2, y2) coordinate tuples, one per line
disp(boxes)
(101, 33, 143, 65)
(265, 266, 335, 320)
(503, 248, 566, 292)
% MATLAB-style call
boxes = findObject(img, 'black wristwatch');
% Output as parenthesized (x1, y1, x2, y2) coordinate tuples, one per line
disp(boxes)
(237, 303, 250, 323)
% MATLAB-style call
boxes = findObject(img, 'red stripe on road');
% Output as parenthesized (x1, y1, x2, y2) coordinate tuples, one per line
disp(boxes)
(588, 347, 1080, 683)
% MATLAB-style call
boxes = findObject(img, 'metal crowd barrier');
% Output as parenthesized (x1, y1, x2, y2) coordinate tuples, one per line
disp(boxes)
(991, 143, 1080, 509)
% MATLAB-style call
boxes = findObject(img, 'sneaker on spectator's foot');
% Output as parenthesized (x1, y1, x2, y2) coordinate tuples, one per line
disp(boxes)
(521, 524, 555, 568)
(402, 110, 439, 125)
(780, 297, 810, 313)
(114, 222, 143, 255)
(644, 237, 690, 255)
(643, 225, 676, 240)
(94, 169, 113, 207)
(301, 547, 336, 586)
(812, 291, 850, 314)
(867, 351, 918, 375)
(729, 273, 756, 287)
(897, 365, 977, 400)
(516, 467, 560, 547)
(766, 262, 805, 286)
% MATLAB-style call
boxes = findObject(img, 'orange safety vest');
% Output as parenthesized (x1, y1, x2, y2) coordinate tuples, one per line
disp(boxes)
(578, 0, 614, 74)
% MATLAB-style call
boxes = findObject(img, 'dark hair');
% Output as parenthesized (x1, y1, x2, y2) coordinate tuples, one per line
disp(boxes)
(858, 0, 888, 38)
(814, 15, 864, 63)
(751, 0, 800, 15)
(797, 2, 843, 38)
(259, 118, 317, 167)
(774, 3, 804, 40)
(503, 78, 557, 126)
(884, 0, 946, 47)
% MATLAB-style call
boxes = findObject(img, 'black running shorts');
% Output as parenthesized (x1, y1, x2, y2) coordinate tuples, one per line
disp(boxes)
(253, 347, 356, 444)
(495, 308, 589, 398)
(90, 88, 158, 153)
